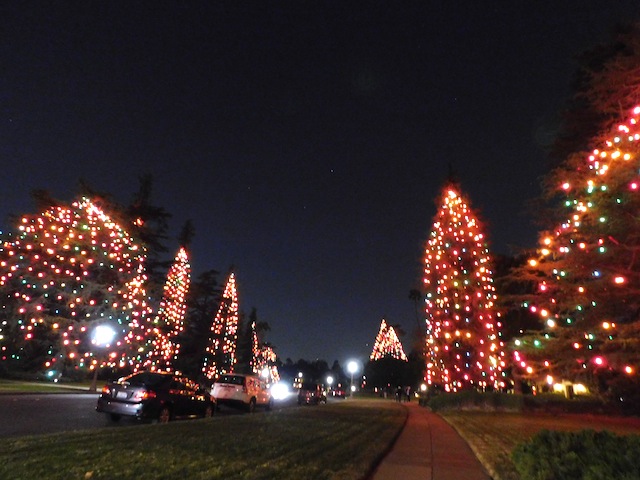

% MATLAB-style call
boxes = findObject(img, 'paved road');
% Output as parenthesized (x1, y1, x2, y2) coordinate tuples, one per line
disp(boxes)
(0, 392, 299, 438)
(0, 393, 106, 437)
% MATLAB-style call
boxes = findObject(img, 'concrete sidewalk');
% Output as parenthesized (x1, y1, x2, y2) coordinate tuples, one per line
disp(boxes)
(371, 402, 491, 480)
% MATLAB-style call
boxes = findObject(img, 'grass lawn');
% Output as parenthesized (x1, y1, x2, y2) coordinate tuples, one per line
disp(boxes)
(0, 398, 406, 480)
(442, 411, 640, 480)
(0, 378, 94, 393)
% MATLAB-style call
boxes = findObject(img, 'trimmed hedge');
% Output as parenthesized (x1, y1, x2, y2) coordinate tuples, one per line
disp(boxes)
(512, 429, 640, 480)
(427, 390, 523, 411)
(426, 391, 609, 414)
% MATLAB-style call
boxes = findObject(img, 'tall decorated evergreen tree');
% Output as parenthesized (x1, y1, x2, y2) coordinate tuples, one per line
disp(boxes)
(514, 106, 640, 397)
(423, 183, 506, 392)
(202, 270, 239, 379)
(0, 197, 151, 375)
(145, 246, 191, 372)
(370, 319, 408, 361)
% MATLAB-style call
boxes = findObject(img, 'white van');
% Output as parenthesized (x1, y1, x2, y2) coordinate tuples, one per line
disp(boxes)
(211, 373, 272, 413)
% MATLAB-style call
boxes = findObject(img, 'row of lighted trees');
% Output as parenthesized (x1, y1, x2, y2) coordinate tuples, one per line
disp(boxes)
(421, 104, 640, 397)
(0, 197, 276, 381)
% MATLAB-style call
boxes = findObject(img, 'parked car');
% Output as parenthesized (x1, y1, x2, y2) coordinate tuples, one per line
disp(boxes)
(96, 371, 215, 423)
(211, 373, 272, 413)
(332, 386, 346, 398)
(298, 382, 327, 405)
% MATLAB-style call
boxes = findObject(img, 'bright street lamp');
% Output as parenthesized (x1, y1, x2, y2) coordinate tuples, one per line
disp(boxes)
(347, 360, 358, 398)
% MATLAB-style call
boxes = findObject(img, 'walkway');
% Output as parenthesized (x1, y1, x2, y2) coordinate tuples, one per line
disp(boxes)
(371, 402, 491, 480)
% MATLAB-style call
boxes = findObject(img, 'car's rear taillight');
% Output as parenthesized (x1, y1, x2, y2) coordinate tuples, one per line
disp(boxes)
(133, 389, 157, 401)
(101, 385, 111, 395)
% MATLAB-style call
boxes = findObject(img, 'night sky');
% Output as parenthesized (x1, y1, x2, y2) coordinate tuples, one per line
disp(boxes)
(2, 3, 639, 366)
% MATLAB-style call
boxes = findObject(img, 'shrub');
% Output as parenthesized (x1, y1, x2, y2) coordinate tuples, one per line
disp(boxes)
(512, 429, 640, 480)
(427, 390, 523, 412)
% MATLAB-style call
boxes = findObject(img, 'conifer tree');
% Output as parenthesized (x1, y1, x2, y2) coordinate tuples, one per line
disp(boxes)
(370, 319, 408, 361)
(0, 197, 151, 375)
(145, 246, 191, 372)
(202, 270, 239, 379)
(423, 183, 506, 392)
(514, 106, 640, 396)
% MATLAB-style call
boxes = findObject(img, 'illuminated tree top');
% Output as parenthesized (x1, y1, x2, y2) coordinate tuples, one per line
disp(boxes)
(370, 319, 407, 361)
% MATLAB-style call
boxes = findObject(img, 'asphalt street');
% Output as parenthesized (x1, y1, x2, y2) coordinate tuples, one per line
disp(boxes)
(0, 392, 298, 438)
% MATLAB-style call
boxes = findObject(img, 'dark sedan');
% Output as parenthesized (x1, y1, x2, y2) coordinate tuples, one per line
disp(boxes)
(96, 371, 215, 423)
(297, 382, 327, 405)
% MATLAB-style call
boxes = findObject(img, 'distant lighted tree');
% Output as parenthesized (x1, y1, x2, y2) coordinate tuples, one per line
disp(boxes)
(202, 271, 239, 379)
(370, 319, 408, 361)
(144, 246, 191, 372)
(0, 197, 151, 374)
(246, 313, 279, 383)
(423, 183, 506, 392)
(513, 106, 640, 396)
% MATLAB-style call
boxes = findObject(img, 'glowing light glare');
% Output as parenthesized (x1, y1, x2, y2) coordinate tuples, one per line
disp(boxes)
(347, 361, 358, 374)
(92, 325, 116, 346)
(270, 382, 290, 400)
(614, 276, 625, 284)
(625, 366, 634, 374)
(593, 356, 604, 366)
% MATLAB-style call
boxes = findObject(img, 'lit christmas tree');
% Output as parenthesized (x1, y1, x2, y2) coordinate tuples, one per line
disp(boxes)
(0, 197, 151, 374)
(247, 318, 280, 383)
(144, 246, 191, 372)
(370, 319, 408, 361)
(423, 183, 506, 392)
(202, 271, 239, 379)
(515, 106, 640, 394)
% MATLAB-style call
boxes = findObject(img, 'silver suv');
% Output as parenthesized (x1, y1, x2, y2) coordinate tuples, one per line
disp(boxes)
(212, 373, 272, 413)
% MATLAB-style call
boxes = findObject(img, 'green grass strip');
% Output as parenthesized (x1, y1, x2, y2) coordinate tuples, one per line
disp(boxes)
(0, 399, 406, 480)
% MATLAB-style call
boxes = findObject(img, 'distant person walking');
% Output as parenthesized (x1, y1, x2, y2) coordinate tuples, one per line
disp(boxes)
(395, 386, 403, 402)
(405, 386, 411, 402)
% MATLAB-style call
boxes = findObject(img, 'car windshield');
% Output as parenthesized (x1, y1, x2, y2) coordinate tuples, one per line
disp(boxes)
(121, 372, 170, 388)
(217, 375, 244, 385)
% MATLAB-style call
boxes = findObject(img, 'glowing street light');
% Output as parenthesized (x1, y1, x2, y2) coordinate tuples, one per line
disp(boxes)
(347, 361, 358, 398)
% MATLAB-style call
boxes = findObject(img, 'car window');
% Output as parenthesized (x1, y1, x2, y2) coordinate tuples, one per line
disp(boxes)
(218, 374, 245, 386)
(123, 372, 170, 388)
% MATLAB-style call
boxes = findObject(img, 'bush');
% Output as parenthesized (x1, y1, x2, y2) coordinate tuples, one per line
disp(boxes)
(512, 429, 640, 480)
(426, 391, 611, 414)
(427, 390, 523, 412)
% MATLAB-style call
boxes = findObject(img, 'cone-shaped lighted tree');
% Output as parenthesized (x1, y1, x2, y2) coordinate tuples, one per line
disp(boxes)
(0, 197, 151, 374)
(423, 184, 506, 392)
(370, 319, 408, 361)
(202, 271, 239, 379)
(144, 246, 191, 372)
(514, 106, 640, 394)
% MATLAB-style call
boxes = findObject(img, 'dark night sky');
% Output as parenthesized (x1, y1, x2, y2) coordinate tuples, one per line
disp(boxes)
(1, 2, 639, 366)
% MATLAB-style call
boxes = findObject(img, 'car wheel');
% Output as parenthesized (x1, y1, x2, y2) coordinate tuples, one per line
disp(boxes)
(203, 404, 214, 418)
(247, 398, 256, 413)
(158, 406, 171, 423)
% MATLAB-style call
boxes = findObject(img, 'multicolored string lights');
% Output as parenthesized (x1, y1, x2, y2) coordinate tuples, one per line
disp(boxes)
(144, 246, 191, 372)
(423, 184, 506, 392)
(515, 106, 640, 388)
(370, 319, 408, 361)
(202, 271, 239, 379)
